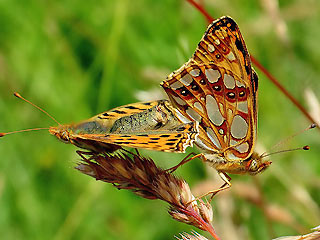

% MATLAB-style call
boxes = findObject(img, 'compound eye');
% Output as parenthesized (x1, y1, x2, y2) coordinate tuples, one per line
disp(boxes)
(249, 160, 258, 172)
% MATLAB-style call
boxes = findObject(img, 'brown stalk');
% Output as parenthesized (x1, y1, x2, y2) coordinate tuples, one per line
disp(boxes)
(75, 150, 220, 240)
(186, 0, 319, 130)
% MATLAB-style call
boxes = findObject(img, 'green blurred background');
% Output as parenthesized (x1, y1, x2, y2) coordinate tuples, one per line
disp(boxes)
(0, 0, 319, 239)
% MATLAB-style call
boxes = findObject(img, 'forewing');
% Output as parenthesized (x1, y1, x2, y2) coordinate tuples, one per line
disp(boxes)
(161, 16, 258, 161)
(91, 101, 160, 121)
(74, 122, 199, 153)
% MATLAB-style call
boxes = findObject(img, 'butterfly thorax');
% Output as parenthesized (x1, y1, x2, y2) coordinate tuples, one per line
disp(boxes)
(203, 151, 271, 175)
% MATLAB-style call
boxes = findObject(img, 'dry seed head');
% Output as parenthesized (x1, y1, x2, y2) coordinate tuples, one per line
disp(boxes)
(75, 150, 214, 231)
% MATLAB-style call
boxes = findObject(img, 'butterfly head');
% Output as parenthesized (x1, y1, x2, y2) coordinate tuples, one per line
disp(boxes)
(245, 152, 272, 175)
(49, 125, 71, 143)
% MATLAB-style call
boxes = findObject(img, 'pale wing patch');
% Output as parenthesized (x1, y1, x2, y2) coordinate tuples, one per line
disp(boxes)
(235, 142, 249, 153)
(238, 101, 248, 113)
(206, 95, 224, 126)
(223, 74, 235, 89)
(171, 81, 184, 90)
(174, 109, 190, 123)
(205, 69, 221, 83)
(236, 80, 245, 87)
(231, 115, 248, 139)
(172, 95, 187, 106)
(206, 128, 221, 149)
(225, 152, 239, 160)
(208, 44, 215, 52)
(180, 74, 193, 86)
(227, 52, 236, 61)
(195, 137, 215, 151)
(186, 108, 202, 122)
(190, 69, 200, 77)
(194, 101, 204, 113)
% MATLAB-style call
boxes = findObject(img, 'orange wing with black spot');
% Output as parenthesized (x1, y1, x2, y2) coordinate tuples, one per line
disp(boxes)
(66, 100, 199, 153)
(74, 122, 199, 153)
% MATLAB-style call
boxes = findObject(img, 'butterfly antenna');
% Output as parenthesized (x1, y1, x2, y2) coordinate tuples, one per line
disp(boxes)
(268, 124, 316, 152)
(0, 128, 50, 137)
(261, 145, 310, 159)
(13, 92, 61, 125)
(259, 124, 316, 158)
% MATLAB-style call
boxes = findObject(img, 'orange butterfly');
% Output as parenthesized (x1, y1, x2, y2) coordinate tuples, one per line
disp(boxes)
(161, 16, 271, 195)
(2, 97, 198, 155)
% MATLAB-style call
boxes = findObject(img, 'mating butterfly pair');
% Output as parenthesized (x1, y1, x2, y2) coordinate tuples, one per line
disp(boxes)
(3, 17, 271, 193)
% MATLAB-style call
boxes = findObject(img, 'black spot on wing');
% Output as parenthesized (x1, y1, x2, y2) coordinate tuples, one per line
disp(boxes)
(137, 134, 149, 137)
(150, 138, 160, 140)
(160, 134, 170, 138)
(165, 142, 176, 146)
(142, 102, 152, 105)
(114, 141, 131, 145)
(245, 65, 251, 76)
(112, 110, 127, 114)
(235, 38, 245, 54)
(124, 106, 140, 110)
(167, 138, 177, 142)
(252, 70, 258, 93)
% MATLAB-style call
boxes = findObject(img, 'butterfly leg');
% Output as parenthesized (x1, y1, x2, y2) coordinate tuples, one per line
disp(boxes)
(189, 172, 232, 204)
(208, 172, 232, 202)
(165, 153, 204, 173)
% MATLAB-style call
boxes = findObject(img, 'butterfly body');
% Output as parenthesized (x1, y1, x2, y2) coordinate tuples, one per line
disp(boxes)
(161, 16, 271, 176)
(49, 100, 199, 153)
(203, 152, 271, 175)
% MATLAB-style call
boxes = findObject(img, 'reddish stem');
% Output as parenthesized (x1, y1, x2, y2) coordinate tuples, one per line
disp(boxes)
(178, 206, 221, 240)
(251, 56, 318, 128)
(186, 0, 214, 23)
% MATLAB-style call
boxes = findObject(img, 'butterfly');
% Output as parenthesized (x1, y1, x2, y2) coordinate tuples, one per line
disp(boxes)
(50, 99, 199, 153)
(1, 95, 198, 155)
(161, 16, 271, 195)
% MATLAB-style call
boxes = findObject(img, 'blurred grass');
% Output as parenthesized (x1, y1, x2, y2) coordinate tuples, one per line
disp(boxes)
(0, 0, 319, 239)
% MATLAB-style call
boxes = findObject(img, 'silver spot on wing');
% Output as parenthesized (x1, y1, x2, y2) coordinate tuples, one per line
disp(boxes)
(231, 115, 248, 139)
(206, 95, 224, 126)
(206, 128, 221, 149)
(205, 69, 221, 83)
(186, 108, 202, 122)
(180, 74, 193, 86)
(223, 74, 235, 89)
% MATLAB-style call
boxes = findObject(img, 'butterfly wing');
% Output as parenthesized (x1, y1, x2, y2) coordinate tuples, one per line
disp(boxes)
(65, 100, 199, 153)
(161, 16, 258, 161)
(90, 101, 161, 121)
(73, 122, 199, 153)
